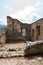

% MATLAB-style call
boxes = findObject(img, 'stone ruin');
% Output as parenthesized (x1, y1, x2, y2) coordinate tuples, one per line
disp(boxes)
(0, 32, 6, 47)
(24, 40, 43, 56)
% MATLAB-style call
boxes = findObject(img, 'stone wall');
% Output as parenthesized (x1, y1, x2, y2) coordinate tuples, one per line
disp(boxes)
(6, 16, 43, 42)
(31, 18, 43, 41)
(6, 16, 31, 42)
(21, 23, 31, 41)
(24, 41, 43, 55)
(0, 32, 6, 46)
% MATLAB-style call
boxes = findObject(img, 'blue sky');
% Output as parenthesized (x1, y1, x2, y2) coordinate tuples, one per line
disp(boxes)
(0, 0, 43, 25)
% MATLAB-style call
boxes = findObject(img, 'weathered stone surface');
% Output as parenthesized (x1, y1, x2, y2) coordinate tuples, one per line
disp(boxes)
(0, 32, 6, 47)
(6, 16, 31, 42)
(0, 51, 24, 58)
(31, 18, 43, 41)
(37, 57, 42, 61)
(6, 16, 43, 42)
(24, 41, 43, 56)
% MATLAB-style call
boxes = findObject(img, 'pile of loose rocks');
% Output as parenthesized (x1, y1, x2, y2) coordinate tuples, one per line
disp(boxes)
(24, 40, 43, 56)
(0, 48, 24, 58)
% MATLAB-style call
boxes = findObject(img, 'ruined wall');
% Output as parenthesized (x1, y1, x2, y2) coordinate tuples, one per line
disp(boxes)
(6, 16, 43, 42)
(6, 16, 31, 42)
(31, 18, 43, 41)
(21, 23, 31, 41)
(0, 32, 6, 46)
(6, 16, 21, 41)
(13, 19, 21, 37)
(7, 16, 14, 35)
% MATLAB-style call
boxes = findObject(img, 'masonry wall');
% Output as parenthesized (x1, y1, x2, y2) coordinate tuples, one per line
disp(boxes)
(0, 33, 6, 46)
(31, 19, 43, 41)
(21, 23, 31, 41)
(6, 16, 31, 42)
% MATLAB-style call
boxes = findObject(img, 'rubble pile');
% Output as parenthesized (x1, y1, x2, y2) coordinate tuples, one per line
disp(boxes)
(0, 48, 24, 58)
(24, 40, 43, 56)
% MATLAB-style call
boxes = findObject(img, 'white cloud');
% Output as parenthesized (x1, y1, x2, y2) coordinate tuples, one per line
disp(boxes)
(2, 1, 41, 24)
(35, 1, 40, 7)
(9, 1, 40, 23)
(9, 1, 40, 24)
(0, 17, 7, 25)
(3, 5, 13, 16)
(16, 6, 35, 23)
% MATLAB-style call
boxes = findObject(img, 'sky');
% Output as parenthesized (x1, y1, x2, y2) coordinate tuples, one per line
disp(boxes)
(0, 0, 43, 25)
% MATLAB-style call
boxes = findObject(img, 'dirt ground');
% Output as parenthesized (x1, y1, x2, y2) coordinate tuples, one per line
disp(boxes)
(0, 41, 26, 50)
(0, 41, 43, 65)
(0, 56, 43, 65)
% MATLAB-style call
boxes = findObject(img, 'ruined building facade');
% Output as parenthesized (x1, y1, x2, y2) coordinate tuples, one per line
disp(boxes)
(6, 16, 43, 42)
(6, 16, 31, 42)
(31, 18, 43, 41)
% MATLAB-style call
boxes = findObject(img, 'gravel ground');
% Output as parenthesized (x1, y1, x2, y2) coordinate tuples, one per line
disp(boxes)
(0, 56, 43, 65)
(0, 42, 43, 65)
